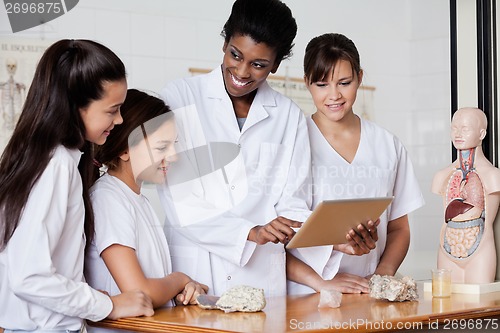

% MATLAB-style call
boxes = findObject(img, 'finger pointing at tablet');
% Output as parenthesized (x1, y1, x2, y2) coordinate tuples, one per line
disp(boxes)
(248, 216, 303, 245)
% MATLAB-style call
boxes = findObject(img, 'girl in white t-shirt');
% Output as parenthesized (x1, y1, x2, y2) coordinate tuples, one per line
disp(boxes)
(85, 89, 208, 314)
(0, 40, 153, 333)
(287, 33, 424, 295)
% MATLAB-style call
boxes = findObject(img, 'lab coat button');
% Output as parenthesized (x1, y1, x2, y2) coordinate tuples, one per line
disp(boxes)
(227, 276, 231, 280)
(231, 185, 235, 190)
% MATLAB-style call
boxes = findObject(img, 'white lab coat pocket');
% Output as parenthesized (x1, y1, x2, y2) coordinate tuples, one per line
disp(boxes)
(257, 143, 283, 170)
(169, 245, 199, 282)
(233, 243, 287, 297)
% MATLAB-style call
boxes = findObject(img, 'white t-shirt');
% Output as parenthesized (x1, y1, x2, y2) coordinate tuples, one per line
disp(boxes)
(288, 116, 425, 295)
(85, 174, 174, 306)
(158, 67, 312, 297)
(0, 146, 112, 331)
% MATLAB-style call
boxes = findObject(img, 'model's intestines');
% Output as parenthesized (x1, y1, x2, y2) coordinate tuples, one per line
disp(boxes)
(444, 223, 481, 258)
(443, 150, 485, 259)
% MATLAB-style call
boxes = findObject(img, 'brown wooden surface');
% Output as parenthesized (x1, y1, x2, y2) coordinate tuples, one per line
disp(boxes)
(90, 286, 500, 333)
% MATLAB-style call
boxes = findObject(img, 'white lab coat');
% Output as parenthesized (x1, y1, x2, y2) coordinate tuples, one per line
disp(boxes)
(288, 116, 425, 295)
(0, 146, 112, 331)
(158, 67, 312, 297)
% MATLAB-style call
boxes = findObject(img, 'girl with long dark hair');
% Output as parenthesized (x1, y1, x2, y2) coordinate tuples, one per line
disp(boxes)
(0, 39, 153, 333)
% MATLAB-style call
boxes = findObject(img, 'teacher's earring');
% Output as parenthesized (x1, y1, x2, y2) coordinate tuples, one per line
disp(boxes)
(119, 151, 130, 162)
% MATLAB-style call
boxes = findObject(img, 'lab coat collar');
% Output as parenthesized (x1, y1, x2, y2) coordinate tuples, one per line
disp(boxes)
(207, 67, 277, 135)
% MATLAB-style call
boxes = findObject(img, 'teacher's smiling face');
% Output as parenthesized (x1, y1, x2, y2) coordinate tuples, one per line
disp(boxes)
(221, 34, 279, 99)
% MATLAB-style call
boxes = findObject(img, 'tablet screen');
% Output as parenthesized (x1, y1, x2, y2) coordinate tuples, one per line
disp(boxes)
(286, 196, 393, 249)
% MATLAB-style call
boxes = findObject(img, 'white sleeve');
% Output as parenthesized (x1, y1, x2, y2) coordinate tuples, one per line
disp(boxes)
(7, 160, 112, 321)
(91, 188, 137, 254)
(389, 139, 425, 220)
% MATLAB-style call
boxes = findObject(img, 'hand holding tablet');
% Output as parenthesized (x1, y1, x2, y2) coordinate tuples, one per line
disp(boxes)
(286, 197, 394, 249)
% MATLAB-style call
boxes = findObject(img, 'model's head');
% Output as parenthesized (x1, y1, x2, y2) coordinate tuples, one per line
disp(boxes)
(221, 0, 297, 63)
(95, 89, 176, 185)
(451, 107, 487, 150)
(304, 33, 361, 84)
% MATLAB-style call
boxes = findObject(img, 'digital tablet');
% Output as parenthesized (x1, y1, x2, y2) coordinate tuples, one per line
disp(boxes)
(286, 196, 394, 249)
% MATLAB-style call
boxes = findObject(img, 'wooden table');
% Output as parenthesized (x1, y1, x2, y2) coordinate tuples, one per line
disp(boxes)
(90, 286, 500, 332)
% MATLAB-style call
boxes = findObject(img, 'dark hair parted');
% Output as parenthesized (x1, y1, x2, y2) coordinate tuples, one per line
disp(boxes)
(0, 39, 126, 250)
(304, 33, 361, 84)
(221, 0, 297, 62)
(92, 89, 172, 183)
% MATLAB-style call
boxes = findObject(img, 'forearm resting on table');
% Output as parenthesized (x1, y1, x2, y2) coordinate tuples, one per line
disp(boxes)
(102, 245, 192, 308)
(142, 273, 192, 307)
(286, 251, 325, 292)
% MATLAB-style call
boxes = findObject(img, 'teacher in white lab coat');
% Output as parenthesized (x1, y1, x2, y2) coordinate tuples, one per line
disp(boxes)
(157, 0, 311, 297)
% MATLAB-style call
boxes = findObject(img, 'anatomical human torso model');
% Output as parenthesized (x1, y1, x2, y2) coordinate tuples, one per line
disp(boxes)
(432, 107, 500, 284)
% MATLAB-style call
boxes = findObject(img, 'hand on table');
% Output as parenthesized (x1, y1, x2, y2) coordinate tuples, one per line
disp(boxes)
(319, 273, 370, 294)
(176, 280, 209, 305)
(108, 290, 154, 319)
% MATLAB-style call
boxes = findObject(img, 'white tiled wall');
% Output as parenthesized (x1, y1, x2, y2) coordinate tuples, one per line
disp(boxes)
(0, 0, 451, 280)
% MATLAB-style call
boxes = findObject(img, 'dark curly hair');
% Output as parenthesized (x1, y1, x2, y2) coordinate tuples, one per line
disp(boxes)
(221, 0, 297, 62)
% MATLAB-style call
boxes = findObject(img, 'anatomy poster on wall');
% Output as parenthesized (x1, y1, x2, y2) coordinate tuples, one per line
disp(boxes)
(0, 37, 51, 153)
